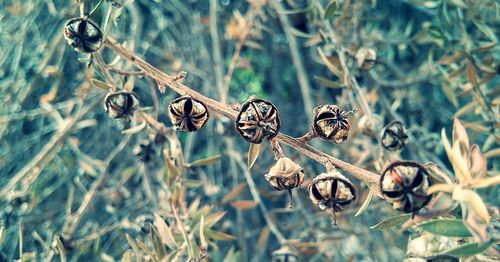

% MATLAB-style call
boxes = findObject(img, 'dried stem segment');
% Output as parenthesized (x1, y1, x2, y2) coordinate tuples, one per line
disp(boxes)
(104, 37, 382, 197)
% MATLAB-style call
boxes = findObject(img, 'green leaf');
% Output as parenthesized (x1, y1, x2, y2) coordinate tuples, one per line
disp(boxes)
(324, 1, 338, 19)
(354, 190, 373, 217)
(442, 239, 493, 257)
(205, 229, 236, 241)
(473, 20, 498, 43)
(247, 143, 262, 169)
(417, 218, 472, 237)
(91, 79, 113, 91)
(189, 154, 221, 167)
(370, 213, 411, 230)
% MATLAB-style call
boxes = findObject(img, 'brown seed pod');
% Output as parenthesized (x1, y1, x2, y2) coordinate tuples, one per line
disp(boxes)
(265, 157, 304, 208)
(168, 96, 209, 132)
(380, 160, 433, 213)
(272, 246, 298, 262)
(308, 171, 357, 224)
(380, 120, 409, 151)
(64, 17, 103, 53)
(104, 91, 140, 119)
(235, 98, 281, 144)
(355, 47, 376, 71)
(312, 105, 353, 144)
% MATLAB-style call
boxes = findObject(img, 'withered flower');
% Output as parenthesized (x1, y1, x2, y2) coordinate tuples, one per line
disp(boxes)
(235, 98, 281, 144)
(265, 157, 304, 208)
(104, 91, 140, 120)
(380, 120, 409, 151)
(380, 160, 433, 213)
(308, 171, 357, 224)
(64, 17, 103, 53)
(168, 96, 209, 132)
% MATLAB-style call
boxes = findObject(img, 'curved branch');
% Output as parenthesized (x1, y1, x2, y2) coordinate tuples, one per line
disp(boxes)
(104, 37, 382, 197)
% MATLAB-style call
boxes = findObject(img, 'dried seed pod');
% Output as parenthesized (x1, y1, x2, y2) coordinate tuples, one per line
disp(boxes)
(104, 91, 140, 119)
(312, 105, 353, 144)
(168, 96, 209, 132)
(308, 171, 357, 224)
(64, 17, 103, 53)
(380, 121, 409, 151)
(265, 157, 304, 208)
(272, 246, 298, 262)
(235, 98, 281, 144)
(355, 47, 376, 71)
(380, 161, 433, 213)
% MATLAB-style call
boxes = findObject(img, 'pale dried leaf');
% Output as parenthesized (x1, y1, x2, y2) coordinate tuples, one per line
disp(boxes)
(354, 190, 372, 217)
(427, 183, 456, 194)
(424, 162, 454, 184)
(200, 216, 207, 248)
(470, 176, 500, 189)
(318, 48, 342, 77)
(222, 183, 247, 204)
(121, 121, 147, 135)
(91, 79, 113, 90)
(120, 250, 133, 262)
(452, 188, 490, 224)
(189, 154, 221, 167)
(154, 213, 177, 248)
(452, 118, 470, 159)
(441, 128, 468, 183)
(459, 203, 489, 244)
(247, 143, 262, 169)
(469, 145, 486, 179)
(257, 227, 270, 248)
(125, 234, 140, 262)
(466, 61, 478, 86)
(231, 200, 258, 209)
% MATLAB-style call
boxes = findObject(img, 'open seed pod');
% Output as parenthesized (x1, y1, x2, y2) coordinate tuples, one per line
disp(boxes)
(265, 157, 304, 208)
(355, 47, 376, 71)
(235, 98, 281, 144)
(312, 105, 353, 144)
(104, 91, 140, 119)
(272, 246, 298, 262)
(64, 17, 103, 53)
(168, 96, 209, 132)
(308, 171, 357, 224)
(380, 160, 433, 213)
(380, 120, 409, 151)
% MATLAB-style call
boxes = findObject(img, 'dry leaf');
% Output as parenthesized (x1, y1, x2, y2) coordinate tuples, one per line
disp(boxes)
(222, 183, 247, 204)
(468, 145, 486, 179)
(257, 227, 270, 248)
(452, 188, 490, 224)
(231, 200, 258, 209)
(154, 213, 177, 248)
(247, 143, 262, 169)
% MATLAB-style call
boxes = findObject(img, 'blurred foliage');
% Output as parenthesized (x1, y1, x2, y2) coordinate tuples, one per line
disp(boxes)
(0, 0, 499, 261)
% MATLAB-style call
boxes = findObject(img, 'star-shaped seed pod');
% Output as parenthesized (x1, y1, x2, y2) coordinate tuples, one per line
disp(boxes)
(312, 105, 353, 144)
(168, 96, 209, 132)
(272, 246, 298, 262)
(104, 91, 140, 120)
(235, 98, 281, 144)
(380, 120, 409, 151)
(265, 157, 304, 208)
(308, 171, 357, 224)
(64, 17, 103, 53)
(380, 160, 433, 213)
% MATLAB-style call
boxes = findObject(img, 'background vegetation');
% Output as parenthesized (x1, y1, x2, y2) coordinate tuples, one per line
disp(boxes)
(0, 0, 498, 261)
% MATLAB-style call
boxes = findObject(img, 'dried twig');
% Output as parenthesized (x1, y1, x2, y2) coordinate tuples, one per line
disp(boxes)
(105, 37, 382, 196)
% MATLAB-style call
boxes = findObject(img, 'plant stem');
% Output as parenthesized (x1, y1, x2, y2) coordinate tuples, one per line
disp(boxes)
(104, 37, 382, 197)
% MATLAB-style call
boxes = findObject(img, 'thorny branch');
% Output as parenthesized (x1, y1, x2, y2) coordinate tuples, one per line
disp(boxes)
(104, 37, 382, 197)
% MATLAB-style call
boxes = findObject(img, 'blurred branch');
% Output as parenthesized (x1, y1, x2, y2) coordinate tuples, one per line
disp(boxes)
(271, 0, 314, 118)
(105, 37, 382, 197)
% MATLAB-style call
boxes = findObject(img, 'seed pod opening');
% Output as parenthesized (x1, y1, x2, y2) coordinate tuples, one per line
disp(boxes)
(168, 96, 209, 132)
(380, 161, 433, 213)
(380, 121, 409, 151)
(104, 91, 140, 119)
(312, 105, 352, 144)
(235, 98, 281, 144)
(265, 157, 304, 208)
(64, 17, 103, 53)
